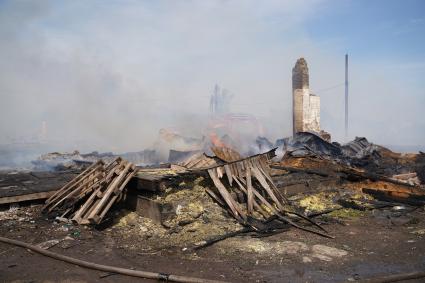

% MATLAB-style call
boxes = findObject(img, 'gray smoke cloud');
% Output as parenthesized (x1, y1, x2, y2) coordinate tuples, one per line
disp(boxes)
(0, 0, 424, 161)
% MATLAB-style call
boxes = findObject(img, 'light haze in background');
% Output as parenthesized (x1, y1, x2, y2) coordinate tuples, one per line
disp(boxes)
(0, 0, 424, 155)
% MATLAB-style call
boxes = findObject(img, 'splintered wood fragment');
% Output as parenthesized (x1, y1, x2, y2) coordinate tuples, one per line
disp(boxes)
(234, 176, 270, 218)
(208, 169, 241, 217)
(216, 167, 224, 179)
(250, 166, 284, 211)
(224, 164, 233, 186)
(256, 160, 288, 204)
(236, 162, 245, 184)
(245, 162, 253, 215)
(256, 165, 328, 233)
(258, 156, 271, 173)
(205, 188, 225, 207)
(241, 176, 278, 215)
(230, 163, 238, 177)
(208, 169, 244, 222)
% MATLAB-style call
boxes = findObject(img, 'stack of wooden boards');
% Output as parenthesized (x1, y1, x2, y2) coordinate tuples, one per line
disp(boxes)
(42, 157, 137, 225)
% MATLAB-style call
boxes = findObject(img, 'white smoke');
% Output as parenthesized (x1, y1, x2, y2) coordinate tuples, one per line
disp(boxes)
(0, 0, 423, 165)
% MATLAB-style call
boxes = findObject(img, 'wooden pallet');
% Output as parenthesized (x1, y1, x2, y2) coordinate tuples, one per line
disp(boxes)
(42, 157, 137, 225)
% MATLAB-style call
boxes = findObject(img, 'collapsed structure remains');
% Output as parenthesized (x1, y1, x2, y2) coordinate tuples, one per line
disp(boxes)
(1, 58, 425, 283)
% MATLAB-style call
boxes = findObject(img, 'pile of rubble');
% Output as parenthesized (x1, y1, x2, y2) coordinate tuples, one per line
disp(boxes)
(109, 177, 242, 250)
(282, 132, 425, 180)
(3, 131, 424, 250)
(274, 133, 425, 207)
(32, 150, 157, 171)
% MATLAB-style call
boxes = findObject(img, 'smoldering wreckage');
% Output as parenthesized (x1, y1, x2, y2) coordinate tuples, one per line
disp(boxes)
(1, 60, 425, 283)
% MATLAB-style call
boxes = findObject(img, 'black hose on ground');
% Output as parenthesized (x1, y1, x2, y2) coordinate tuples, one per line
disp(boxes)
(356, 271, 425, 283)
(0, 236, 227, 283)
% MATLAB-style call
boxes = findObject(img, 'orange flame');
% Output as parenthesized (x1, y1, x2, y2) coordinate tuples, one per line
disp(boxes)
(209, 132, 227, 147)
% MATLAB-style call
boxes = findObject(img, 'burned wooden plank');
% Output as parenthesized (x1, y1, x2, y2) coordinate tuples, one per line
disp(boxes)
(208, 168, 245, 222)
(224, 164, 233, 186)
(340, 168, 419, 188)
(270, 164, 329, 177)
(233, 176, 270, 218)
(245, 162, 253, 215)
(0, 191, 56, 205)
(362, 187, 425, 206)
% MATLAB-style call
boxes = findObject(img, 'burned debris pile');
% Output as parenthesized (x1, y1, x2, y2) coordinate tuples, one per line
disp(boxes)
(42, 157, 136, 224)
(203, 149, 331, 238)
(275, 132, 425, 207)
(3, 131, 424, 249)
(32, 150, 157, 171)
(283, 132, 424, 178)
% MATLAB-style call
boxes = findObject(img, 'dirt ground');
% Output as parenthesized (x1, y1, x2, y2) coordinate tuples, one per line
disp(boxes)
(1, 173, 425, 283)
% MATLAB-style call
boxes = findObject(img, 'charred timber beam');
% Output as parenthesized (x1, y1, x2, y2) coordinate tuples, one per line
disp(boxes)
(362, 188, 425, 206)
(270, 164, 329, 177)
(339, 169, 418, 188)
(271, 163, 417, 188)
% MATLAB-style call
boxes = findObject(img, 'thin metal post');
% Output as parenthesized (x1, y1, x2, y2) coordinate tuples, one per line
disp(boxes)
(345, 54, 349, 139)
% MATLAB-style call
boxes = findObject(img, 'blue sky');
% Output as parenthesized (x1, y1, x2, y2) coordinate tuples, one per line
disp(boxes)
(308, 0, 425, 63)
(0, 0, 424, 151)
